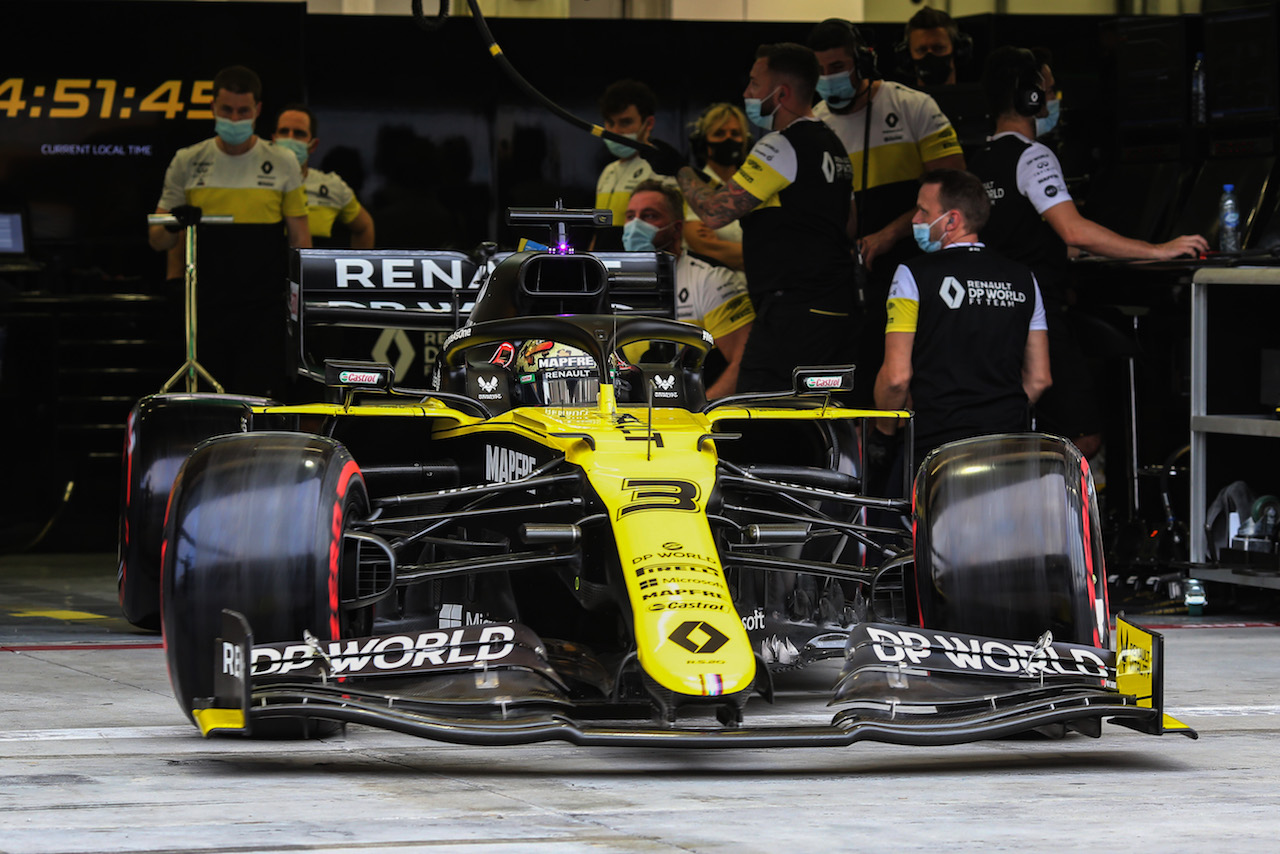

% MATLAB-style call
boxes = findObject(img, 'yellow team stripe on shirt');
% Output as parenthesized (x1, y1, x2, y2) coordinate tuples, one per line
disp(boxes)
(186, 187, 288, 224)
(596, 191, 631, 223)
(885, 297, 919, 333)
(702, 293, 755, 340)
(282, 185, 308, 219)
(919, 124, 962, 162)
(733, 155, 791, 203)
(848, 141, 931, 192)
(307, 206, 340, 239)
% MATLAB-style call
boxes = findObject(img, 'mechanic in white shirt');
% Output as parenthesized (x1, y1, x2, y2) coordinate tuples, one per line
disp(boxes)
(623, 180, 754, 399)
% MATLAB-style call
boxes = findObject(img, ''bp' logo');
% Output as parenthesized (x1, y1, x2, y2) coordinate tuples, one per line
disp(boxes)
(668, 621, 729, 654)
(940, 276, 965, 309)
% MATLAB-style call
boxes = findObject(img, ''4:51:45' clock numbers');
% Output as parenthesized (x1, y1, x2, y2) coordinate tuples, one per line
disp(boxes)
(0, 78, 215, 121)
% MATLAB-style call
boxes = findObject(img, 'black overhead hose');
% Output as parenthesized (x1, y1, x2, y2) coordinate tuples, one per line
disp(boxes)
(410, 0, 649, 156)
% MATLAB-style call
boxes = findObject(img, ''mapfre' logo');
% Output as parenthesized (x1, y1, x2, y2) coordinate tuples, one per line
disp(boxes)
(668, 621, 729, 654)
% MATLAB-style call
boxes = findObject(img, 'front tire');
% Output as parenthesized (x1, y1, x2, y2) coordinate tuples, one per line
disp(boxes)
(161, 432, 367, 735)
(913, 434, 1109, 648)
(117, 393, 269, 629)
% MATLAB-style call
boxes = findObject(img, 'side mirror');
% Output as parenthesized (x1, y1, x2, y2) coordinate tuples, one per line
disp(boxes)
(792, 365, 855, 395)
(324, 360, 394, 404)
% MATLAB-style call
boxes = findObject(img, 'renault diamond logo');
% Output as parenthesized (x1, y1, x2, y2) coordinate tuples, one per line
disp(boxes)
(940, 275, 965, 309)
(668, 621, 729, 654)
(821, 150, 836, 183)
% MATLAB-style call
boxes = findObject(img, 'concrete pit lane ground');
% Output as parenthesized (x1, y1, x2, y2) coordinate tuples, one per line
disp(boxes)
(1, 552, 1278, 854)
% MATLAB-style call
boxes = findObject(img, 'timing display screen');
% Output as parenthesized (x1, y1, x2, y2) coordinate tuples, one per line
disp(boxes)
(0, 213, 25, 254)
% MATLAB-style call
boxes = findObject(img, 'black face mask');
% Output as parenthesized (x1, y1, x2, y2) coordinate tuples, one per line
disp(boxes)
(914, 53, 953, 86)
(707, 138, 745, 168)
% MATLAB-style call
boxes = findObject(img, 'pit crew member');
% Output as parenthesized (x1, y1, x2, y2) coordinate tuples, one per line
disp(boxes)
(968, 47, 1207, 457)
(682, 103, 752, 272)
(873, 169, 1051, 471)
(148, 65, 310, 398)
(624, 179, 754, 398)
(592, 79, 679, 251)
(273, 104, 375, 248)
(677, 42, 858, 393)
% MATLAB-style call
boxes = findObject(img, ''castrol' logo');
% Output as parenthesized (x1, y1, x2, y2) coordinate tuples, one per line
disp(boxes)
(339, 370, 381, 384)
(805, 376, 841, 389)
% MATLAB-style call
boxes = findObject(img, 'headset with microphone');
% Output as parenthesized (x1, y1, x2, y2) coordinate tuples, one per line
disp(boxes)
(1010, 47, 1046, 117)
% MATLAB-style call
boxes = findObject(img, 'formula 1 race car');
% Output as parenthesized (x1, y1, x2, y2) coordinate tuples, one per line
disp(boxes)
(118, 211, 1195, 747)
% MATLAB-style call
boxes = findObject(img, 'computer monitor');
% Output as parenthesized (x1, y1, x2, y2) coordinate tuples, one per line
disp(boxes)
(0, 210, 28, 256)
(1204, 5, 1280, 125)
(1115, 16, 1186, 129)
(1168, 155, 1275, 248)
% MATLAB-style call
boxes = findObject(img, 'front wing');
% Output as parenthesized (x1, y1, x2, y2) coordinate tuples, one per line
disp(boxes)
(195, 611, 1196, 747)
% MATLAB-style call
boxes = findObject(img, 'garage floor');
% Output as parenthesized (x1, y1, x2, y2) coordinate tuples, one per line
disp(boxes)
(2, 552, 1278, 853)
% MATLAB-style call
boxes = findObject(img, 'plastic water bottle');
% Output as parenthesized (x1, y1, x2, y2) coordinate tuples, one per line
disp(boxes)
(1219, 184, 1240, 253)
(1191, 52, 1207, 126)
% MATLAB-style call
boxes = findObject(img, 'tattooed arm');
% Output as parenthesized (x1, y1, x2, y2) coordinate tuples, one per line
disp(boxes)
(677, 166, 762, 231)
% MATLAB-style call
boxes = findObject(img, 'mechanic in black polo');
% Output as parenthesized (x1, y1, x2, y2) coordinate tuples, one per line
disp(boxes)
(967, 46, 1207, 458)
(677, 42, 858, 392)
(873, 168, 1051, 478)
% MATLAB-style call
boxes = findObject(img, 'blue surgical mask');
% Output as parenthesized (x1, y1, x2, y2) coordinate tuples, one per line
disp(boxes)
(214, 117, 255, 146)
(1035, 97, 1061, 137)
(912, 212, 949, 253)
(744, 87, 781, 131)
(605, 132, 640, 159)
(275, 137, 309, 167)
(816, 72, 857, 109)
(623, 218, 659, 251)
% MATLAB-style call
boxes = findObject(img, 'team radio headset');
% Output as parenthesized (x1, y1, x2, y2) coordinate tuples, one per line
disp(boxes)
(1010, 48, 1046, 117)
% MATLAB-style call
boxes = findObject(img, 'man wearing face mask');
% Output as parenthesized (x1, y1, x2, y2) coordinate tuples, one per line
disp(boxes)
(149, 65, 310, 398)
(968, 47, 1207, 458)
(873, 169, 1050, 471)
(677, 43, 857, 393)
(899, 6, 971, 88)
(592, 79, 680, 251)
(273, 104, 375, 248)
(149, 66, 309, 256)
(807, 18, 964, 408)
(623, 180, 754, 398)
(808, 19, 965, 272)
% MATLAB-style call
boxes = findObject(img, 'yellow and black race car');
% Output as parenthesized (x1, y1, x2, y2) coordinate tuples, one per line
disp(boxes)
(117, 213, 1195, 747)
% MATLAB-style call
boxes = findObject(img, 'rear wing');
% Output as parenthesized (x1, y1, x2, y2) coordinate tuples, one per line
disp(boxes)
(288, 248, 675, 385)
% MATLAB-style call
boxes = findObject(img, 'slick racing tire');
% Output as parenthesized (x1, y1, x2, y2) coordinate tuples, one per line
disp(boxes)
(162, 432, 368, 737)
(913, 433, 1109, 648)
(117, 393, 271, 630)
